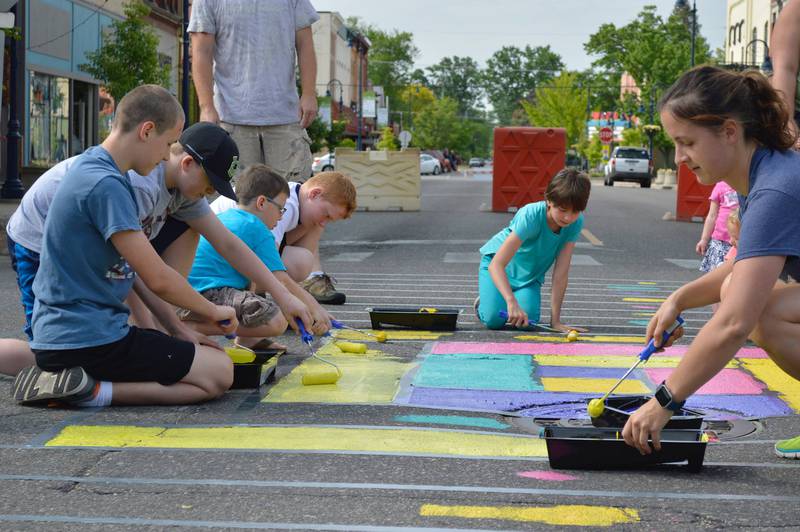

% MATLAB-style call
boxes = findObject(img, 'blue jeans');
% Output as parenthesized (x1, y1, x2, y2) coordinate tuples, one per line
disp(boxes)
(477, 254, 542, 329)
(7, 237, 40, 340)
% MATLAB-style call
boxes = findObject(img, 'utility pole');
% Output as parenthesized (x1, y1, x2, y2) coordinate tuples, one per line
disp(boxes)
(690, 0, 696, 66)
(181, 0, 190, 125)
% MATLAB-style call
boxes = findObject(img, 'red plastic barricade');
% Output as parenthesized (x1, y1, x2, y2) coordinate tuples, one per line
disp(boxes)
(492, 127, 566, 212)
(676, 164, 714, 222)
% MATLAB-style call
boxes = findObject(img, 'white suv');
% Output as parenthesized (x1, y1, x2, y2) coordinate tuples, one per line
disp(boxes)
(604, 146, 652, 188)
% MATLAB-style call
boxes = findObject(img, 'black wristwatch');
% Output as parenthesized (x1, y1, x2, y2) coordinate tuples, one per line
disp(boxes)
(654, 381, 685, 412)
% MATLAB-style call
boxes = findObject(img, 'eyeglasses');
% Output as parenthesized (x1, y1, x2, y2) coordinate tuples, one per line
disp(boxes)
(265, 197, 287, 214)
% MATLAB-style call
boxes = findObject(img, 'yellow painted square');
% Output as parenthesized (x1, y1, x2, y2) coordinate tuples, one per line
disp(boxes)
(263, 352, 412, 404)
(541, 377, 650, 394)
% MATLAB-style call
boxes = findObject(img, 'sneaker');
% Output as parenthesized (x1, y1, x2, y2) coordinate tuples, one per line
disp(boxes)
(775, 435, 800, 459)
(300, 273, 346, 305)
(12, 366, 96, 406)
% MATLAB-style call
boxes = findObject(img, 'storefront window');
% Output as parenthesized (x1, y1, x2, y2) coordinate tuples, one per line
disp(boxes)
(29, 71, 71, 167)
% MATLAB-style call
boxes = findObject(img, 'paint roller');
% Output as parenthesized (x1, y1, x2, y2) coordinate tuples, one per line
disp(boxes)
(217, 320, 260, 363)
(498, 310, 580, 340)
(295, 318, 341, 386)
(587, 315, 685, 418)
(330, 318, 388, 343)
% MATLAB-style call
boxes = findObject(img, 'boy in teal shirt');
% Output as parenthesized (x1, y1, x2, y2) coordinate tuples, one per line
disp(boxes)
(182, 165, 331, 349)
(477, 168, 591, 331)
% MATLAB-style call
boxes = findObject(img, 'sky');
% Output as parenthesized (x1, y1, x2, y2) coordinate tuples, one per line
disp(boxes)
(311, 0, 728, 71)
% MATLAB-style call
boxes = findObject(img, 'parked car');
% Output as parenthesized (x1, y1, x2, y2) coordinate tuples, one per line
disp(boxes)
(420, 153, 442, 175)
(423, 150, 451, 172)
(468, 157, 484, 168)
(311, 153, 335, 174)
(604, 146, 652, 188)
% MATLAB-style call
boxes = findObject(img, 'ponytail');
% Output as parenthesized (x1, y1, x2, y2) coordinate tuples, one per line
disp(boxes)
(659, 65, 796, 151)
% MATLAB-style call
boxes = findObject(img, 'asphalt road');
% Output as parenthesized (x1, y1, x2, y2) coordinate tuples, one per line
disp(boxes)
(0, 172, 798, 530)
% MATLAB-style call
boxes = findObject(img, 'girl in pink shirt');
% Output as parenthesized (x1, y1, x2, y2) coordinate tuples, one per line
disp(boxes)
(696, 181, 739, 271)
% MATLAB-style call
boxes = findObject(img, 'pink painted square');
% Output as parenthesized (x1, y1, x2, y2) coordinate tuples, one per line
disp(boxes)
(644, 368, 765, 395)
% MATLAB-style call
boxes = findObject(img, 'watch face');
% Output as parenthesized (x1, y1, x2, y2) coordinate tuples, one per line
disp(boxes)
(655, 384, 671, 407)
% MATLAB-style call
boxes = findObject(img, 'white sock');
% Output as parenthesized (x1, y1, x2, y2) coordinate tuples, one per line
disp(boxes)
(307, 271, 323, 280)
(75, 381, 113, 408)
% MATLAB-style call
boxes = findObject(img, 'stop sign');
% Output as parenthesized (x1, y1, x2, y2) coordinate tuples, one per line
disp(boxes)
(599, 127, 613, 144)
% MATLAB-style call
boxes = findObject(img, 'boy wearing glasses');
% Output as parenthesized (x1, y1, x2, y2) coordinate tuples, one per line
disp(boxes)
(3, 122, 322, 378)
(181, 165, 331, 350)
(211, 171, 357, 305)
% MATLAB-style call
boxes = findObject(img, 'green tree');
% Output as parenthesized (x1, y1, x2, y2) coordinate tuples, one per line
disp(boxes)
(584, 5, 712, 160)
(575, 68, 622, 116)
(585, 134, 604, 171)
(376, 127, 399, 151)
(482, 45, 564, 125)
(621, 126, 645, 147)
(347, 17, 419, 109)
(426, 56, 483, 115)
(306, 118, 348, 153)
(521, 72, 588, 149)
(81, 1, 170, 103)
(326, 120, 347, 151)
(398, 84, 436, 128)
(413, 97, 461, 150)
(456, 119, 493, 158)
(585, 6, 711, 94)
(305, 117, 328, 153)
(337, 138, 356, 149)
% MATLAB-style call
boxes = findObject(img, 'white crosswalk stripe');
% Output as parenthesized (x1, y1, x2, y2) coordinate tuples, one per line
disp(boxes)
(328, 252, 375, 262)
(665, 258, 701, 269)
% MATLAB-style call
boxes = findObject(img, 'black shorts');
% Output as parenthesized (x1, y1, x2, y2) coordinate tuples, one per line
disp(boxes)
(151, 216, 191, 255)
(33, 327, 195, 385)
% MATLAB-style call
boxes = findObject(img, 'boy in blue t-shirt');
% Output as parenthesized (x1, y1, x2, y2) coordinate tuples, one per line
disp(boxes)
(476, 168, 591, 331)
(10, 85, 241, 407)
(182, 165, 331, 349)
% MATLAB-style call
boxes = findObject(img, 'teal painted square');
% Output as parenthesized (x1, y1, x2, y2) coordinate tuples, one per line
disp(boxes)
(413, 354, 543, 391)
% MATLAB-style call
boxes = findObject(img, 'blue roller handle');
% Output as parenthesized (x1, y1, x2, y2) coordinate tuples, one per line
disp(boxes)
(294, 318, 314, 345)
(638, 316, 685, 361)
(331, 318, 345, 329)
(498, 310, 535, 326)
(219, 320, 236, 340)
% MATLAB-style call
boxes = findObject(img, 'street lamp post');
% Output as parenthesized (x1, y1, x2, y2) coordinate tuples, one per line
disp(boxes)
(326, 79, 344, 117)
(745, 38, 774, 75)
(2, 2, 25, 199)
(674, 0, 697, 66)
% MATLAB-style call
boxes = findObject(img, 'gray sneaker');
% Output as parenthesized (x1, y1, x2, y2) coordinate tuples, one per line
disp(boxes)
(300, 273, 346, 305)
(12, 366, 96, 405)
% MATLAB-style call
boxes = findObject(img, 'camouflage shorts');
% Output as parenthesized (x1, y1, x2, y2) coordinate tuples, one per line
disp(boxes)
(177, 287, 280, 328)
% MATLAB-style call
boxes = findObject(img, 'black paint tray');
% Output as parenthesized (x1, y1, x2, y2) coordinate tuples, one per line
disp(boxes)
(368, 307, 459, 331)
(591, 395, 705, 430)
(544, 425, 708, 472)
(231, 350, 282, 389)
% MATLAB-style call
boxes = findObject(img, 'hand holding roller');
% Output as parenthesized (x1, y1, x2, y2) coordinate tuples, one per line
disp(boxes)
(587, 315, 685, 418)
(330, 319, 388, 342)
(295, 318, 341, 385)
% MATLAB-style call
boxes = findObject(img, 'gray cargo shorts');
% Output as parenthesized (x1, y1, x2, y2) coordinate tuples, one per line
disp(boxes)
(177, 287, 280, 328)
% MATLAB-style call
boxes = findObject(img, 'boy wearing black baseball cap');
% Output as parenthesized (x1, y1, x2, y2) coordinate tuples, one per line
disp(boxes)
(2, 116, 317, 401)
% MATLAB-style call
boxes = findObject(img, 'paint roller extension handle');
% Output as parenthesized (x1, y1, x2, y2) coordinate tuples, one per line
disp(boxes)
(638, 316, 685, 362)
(498, 310, 534, 325)
(294, 318, 314, 345)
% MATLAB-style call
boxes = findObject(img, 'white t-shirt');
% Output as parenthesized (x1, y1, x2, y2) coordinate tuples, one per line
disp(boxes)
(210, 181, 301, 248)
(7, 157, 210, 253)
